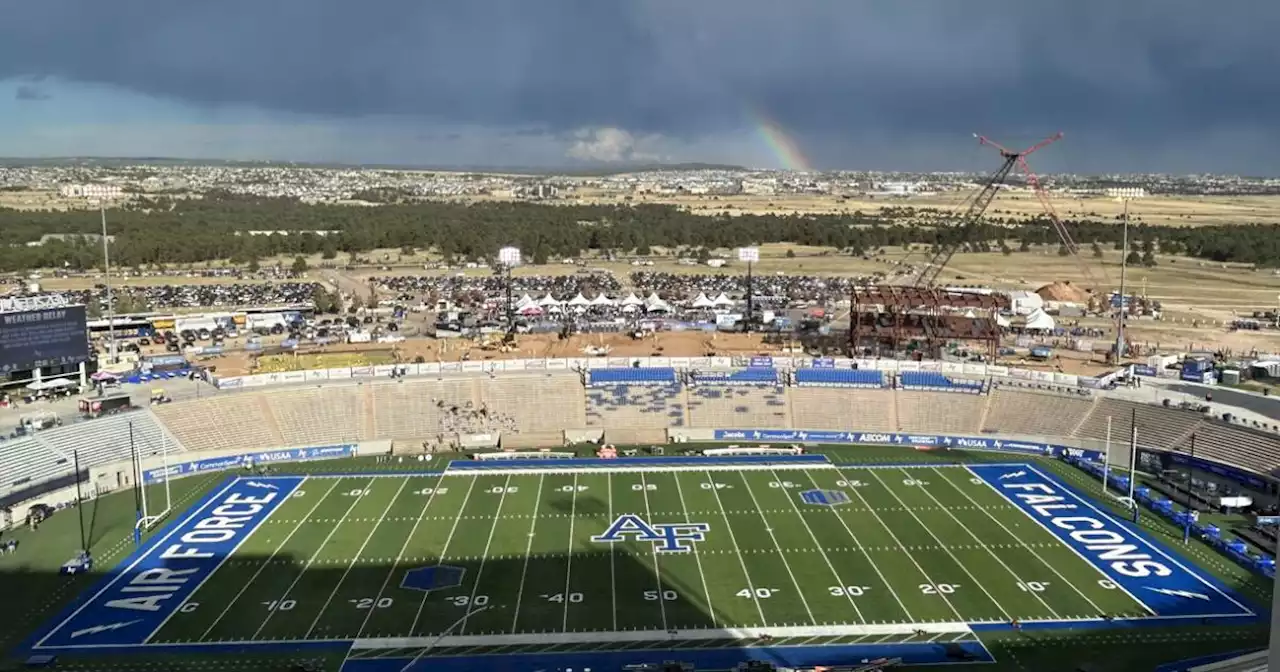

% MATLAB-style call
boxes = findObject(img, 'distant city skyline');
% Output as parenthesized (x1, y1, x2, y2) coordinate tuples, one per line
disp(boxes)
(0, 1, 1276, 174)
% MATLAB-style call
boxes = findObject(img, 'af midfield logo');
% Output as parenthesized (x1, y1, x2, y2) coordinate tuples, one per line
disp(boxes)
(592, 514, 710, 553)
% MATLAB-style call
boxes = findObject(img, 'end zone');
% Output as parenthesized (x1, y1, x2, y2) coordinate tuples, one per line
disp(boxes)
(967, 463, 1255, 622)
(31, 475, 304, 651)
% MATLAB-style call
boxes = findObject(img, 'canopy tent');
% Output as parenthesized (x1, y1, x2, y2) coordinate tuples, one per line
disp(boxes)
(90, 371, 119, 381)
(589, 293, 616, 307)
(567, 293, 591, 307)
(518, 304, 543, 316)
(712, 292, 735, 306)
(995, 313, 1012, 328)
(620, 293, 644, 306)
(690, 292, 715, 308)
(515, 293, 535, 308)
(26, 378, 76, 391)
(1024, 308, 1056, 332)
(538, 293, 562, 307)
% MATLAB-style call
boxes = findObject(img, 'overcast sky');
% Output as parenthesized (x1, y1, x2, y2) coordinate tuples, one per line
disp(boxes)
(1, 0, 1276, 173)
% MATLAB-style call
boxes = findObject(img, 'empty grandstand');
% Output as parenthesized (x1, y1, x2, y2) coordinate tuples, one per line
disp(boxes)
(687, 385, 790, 428)
(982, 387, 1096, 437)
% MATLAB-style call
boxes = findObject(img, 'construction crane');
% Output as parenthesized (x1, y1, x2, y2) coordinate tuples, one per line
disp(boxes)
(978, 133, 1112, 300)
(914, 132, 1062, 289)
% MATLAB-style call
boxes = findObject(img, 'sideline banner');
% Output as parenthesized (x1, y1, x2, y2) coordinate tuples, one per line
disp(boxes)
(142, 444, 357, 484)
(712, 429, 1097, 461)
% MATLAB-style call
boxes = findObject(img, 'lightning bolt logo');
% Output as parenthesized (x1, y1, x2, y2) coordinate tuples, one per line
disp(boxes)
(244, 481, 278, 491)
(70, 620, 142, 639)
(999, 470, 1027, 480)
(1145, 587, 1209, 601)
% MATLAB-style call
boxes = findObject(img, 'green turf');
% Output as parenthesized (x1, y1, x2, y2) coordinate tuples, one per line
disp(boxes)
(2, 448, 1273, 672)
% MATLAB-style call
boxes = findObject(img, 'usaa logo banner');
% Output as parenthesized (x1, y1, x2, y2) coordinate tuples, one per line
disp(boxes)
(711, 429, 1096, 460)
(592, 514, 710, 553)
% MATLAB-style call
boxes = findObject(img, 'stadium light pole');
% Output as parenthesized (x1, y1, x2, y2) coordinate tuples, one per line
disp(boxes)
(738, 246, 759, 332)
(1106, 188, 1146, 362)
(497, 246, 522, 333)
(81, 184, 125, 364)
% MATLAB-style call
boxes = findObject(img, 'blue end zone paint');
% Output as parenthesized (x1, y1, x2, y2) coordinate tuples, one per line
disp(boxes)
(32, 475, 304, 650)
(447, 454, 830, 470)
(400, 565, 466, 593)
(800, 489, 851, 506)
(968, 464, 1255, 620)
(339, 641, 995, 672)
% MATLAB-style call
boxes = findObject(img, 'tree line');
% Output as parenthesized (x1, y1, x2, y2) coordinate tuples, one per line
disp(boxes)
(1, 192, 1278, 273)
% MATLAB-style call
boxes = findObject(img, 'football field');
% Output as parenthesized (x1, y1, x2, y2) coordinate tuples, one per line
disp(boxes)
(33, 459, 1255, 662)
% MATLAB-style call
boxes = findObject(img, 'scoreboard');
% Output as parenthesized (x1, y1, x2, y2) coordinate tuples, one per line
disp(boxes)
(0, 305, 90, 375)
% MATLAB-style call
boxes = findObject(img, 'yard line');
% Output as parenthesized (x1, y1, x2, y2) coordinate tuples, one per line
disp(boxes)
(671, 472, 717, 629)
(702, 471, 768, 625)
(608, 473, 617, 631)
(798, 470, 913, 620)
(768, 469, 865, 624)
(638, 472, 668, 631)
(826, 470, 965, 621)
(894, 468, 1058, 619)
(510, 474, 546, 632)
(252, 477, 376, 639)
(201, 477, 339, 641)
(355, 476, 452, 638)
(932, 467, 1107, 616)
(736, 472, 816, 625)
(409, 474, 480, 635)
(459, 474, 514, 635)
(867, 470, 1013, 621)
(306, 476, 412, 637)
(560, 473, 578, 633)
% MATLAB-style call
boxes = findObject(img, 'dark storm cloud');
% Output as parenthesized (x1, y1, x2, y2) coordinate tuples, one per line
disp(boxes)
(1, 1, 1277, 170)
(14, 84, 50, 101)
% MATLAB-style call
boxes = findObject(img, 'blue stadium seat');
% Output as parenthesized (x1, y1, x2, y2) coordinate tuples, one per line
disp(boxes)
(899, 371, 984, 393)
(586, 367, 678, 387)
(691, 367, 780, 386)
(793, 368, 884, 388)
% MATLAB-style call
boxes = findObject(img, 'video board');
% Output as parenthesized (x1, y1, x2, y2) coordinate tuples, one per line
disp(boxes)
(0, 305, 90, 375)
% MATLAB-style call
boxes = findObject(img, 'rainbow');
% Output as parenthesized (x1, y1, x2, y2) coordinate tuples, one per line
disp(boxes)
(748, 108, 814, 172)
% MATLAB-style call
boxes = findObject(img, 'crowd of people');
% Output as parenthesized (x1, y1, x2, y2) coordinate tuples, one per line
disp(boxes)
(375, 272, 623, 306)
(46, 282, 320, 312)
(629, 271, 857, 303)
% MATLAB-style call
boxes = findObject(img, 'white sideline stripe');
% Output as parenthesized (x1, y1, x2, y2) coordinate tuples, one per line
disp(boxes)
(442, 463, 835, 476)
(867, 469, 1015, 621)
(964, 465, 1157, 616)
(36, 477, 243, 649)
(145, 476, 306, 644)
(638, 472, 668, 631)
(1031, 464, 1255, 617)
(736, 471, 816, 624)
(929, 467, 1107, 616)
(408, 474, 479, 635)
(349, 622, 974, 649)
(198, 477, 340, 641)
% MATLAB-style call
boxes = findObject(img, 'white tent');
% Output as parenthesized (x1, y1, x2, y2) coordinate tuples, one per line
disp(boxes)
(538, 293, 561, 307)
(712, 292, 735, 307)
(995, 313, 1012, 328)
(589, 293, 615, 307)
(515, 293, 535, 308)
(691, 292, 715, 308)
(567, 293, 591, 307)
(645, 293, 671, 313)
(1024, 308, 1056, 332)
(620, 293, 643, 307)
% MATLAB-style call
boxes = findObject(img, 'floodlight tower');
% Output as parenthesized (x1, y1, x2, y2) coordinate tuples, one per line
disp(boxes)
(1105, 188, 1147, 361)
(80, 184, 124, 363)
(497, 246, 522, 333)
(738, 246, 759, 332)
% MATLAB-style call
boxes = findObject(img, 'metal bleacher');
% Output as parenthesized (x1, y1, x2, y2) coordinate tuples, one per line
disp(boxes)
(793, 368, 884, 388)
(687, 386, 789, 428)
(264, 385, 367, 447)
(982, 388, 1097, 437)
(586, 384, 685, 429)
(790, 387, 898, 431)
(1073, 398, 1205, 449)
(370, 377, 479, 439)
(481, 374, 588, 433)
(153, 395, 279, 453)
(896, 391, 985, 434)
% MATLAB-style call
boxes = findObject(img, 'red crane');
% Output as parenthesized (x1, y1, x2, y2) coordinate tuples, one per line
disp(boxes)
(915, 132, 1063, 289)
(976, 133, 1110, 296)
